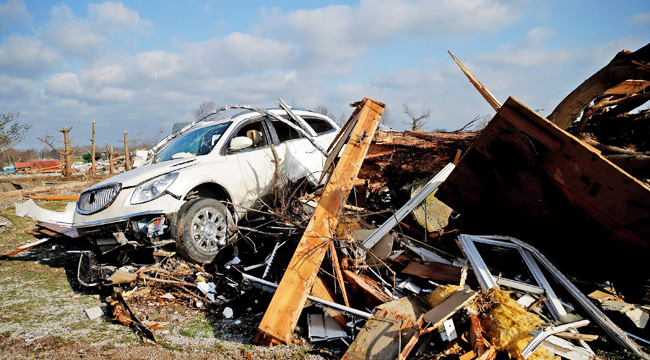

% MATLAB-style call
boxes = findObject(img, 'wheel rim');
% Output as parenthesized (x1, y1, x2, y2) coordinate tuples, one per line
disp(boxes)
(190, 206, 227, 252)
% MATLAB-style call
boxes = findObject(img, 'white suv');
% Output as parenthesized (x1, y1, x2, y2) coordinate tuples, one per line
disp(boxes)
(73, 106, 339, 263)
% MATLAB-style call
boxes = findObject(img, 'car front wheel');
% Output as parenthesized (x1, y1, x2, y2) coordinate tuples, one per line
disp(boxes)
(176, 198, 232, 264)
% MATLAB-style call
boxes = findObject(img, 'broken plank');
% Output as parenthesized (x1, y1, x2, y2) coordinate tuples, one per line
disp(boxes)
(30, 195, 79, 201)
(0, 237, 52, 258)
(604, 79, 650, 95)
(37, 221, 79, 238)
(310, 275, 348, 330)
(398, 289, 477, 360)
(343, 295, 430, 360)
(448, 50, 501, 111)
(342, 269, 392, 308)
(470, 313, 485, 355)
(254, 98, 384, 346)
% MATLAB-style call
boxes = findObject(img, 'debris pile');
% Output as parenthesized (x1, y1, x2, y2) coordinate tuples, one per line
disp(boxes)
(6, 43, 650, 359)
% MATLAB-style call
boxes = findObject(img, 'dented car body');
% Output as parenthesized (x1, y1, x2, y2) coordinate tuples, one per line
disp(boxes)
(20, 106, 339, 263)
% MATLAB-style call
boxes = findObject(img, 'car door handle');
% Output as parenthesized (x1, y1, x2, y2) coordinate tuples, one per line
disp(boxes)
(305, 149, 318, 153)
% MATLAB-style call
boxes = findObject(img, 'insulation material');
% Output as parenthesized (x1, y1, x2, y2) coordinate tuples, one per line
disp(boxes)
(426, 285, 464, 308)
(481, 289, 558, 360)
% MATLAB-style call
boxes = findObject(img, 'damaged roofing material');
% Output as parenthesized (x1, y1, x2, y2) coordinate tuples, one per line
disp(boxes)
(437, 96, 650, 264)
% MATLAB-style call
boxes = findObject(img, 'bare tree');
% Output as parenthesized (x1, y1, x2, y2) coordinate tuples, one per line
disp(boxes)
(105, 141, 114, 175)
(118, 125, 163, 170)
(38, 127, 74, 179)
(380, 106, 393, 127)
(87, 121, 96, 175)
(194, 100, 217, 119)
(453, 114, 491, 132)
(0, 112, 31, 154)
(338, 112, 348, 126)
(403, 103, 431, 131)
(314, 105, 336, 121)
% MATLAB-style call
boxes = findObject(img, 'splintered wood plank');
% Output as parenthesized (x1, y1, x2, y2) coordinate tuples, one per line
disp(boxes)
(343, 296, 430, 360)
(342, 269, 392, 308)
(254, 98, 384, 346)
(604, 80, 650, 95)
(0, 238, 52, 258)
(310, 275, 348, 330)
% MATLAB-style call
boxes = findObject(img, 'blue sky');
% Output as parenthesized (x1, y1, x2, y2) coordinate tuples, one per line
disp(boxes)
(1, 0, 648, 150)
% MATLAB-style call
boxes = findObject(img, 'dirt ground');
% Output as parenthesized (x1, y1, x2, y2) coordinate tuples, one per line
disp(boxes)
(0, 176, 332, 360)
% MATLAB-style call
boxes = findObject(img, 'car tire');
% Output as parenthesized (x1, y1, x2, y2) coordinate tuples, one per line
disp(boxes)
(175, 198, 233, 264)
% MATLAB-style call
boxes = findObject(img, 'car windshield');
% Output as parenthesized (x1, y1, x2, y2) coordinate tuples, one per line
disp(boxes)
(155, 122, 232, 163)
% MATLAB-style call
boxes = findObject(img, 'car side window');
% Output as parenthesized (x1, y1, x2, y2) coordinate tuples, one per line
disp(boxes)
(232, 120, 269, 151)
(305, 117, 334, 134)
(271, 119, 302, 143)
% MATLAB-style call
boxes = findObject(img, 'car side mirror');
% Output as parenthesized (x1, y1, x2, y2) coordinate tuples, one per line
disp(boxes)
(229, 136, 253, 151)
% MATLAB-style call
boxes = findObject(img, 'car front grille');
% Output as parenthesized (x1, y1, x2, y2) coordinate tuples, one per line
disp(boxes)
(77, 183, 121, 215)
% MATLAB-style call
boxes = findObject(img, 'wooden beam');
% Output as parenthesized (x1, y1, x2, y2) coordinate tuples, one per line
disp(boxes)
(254, 98, 384, 345)
(549, 43, 650, 129)
(448, 50, 501, 112)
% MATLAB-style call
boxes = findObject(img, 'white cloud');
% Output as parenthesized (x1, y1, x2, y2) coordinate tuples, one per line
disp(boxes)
(43, 21, 107, 58)
(88, 1, 153, 36)
(78, 64, 127, 87)
(194, 33, 295, 74)
(260, 0, 518, 70)
(44, 72, 83, 97)
(41, 2, 152, 60)
(0, 0, 30, 32)
(0, 74, 38, 97)
(44, 71, 133, 102)
(0, 35, 64, 77)
(136, 50, 182, 80)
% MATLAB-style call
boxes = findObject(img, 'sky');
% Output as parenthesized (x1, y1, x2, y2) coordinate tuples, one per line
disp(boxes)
(1, 0, 649, 151)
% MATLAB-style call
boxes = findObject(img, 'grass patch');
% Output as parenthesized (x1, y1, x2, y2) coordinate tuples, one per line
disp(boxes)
(178, 312, 215, 339)
(162, 343, 184, 352)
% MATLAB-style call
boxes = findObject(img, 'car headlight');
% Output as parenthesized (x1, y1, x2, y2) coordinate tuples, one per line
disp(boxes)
(130, 173, 179, 205)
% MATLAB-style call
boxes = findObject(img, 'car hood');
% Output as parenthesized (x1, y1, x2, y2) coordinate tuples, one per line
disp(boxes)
(86, 157, 202, 190)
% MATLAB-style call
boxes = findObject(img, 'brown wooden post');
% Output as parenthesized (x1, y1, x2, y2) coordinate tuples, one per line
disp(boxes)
(58, 127, 73, 179)
(254, 98, 384, 345)
(90, 121, 96, 175)
(106, 141, 114, 175)
(124, 131, 131, 170)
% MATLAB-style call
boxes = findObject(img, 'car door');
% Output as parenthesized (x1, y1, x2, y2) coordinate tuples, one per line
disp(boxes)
(269, 115, 337, 185)
(223, 118, 275, 209)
